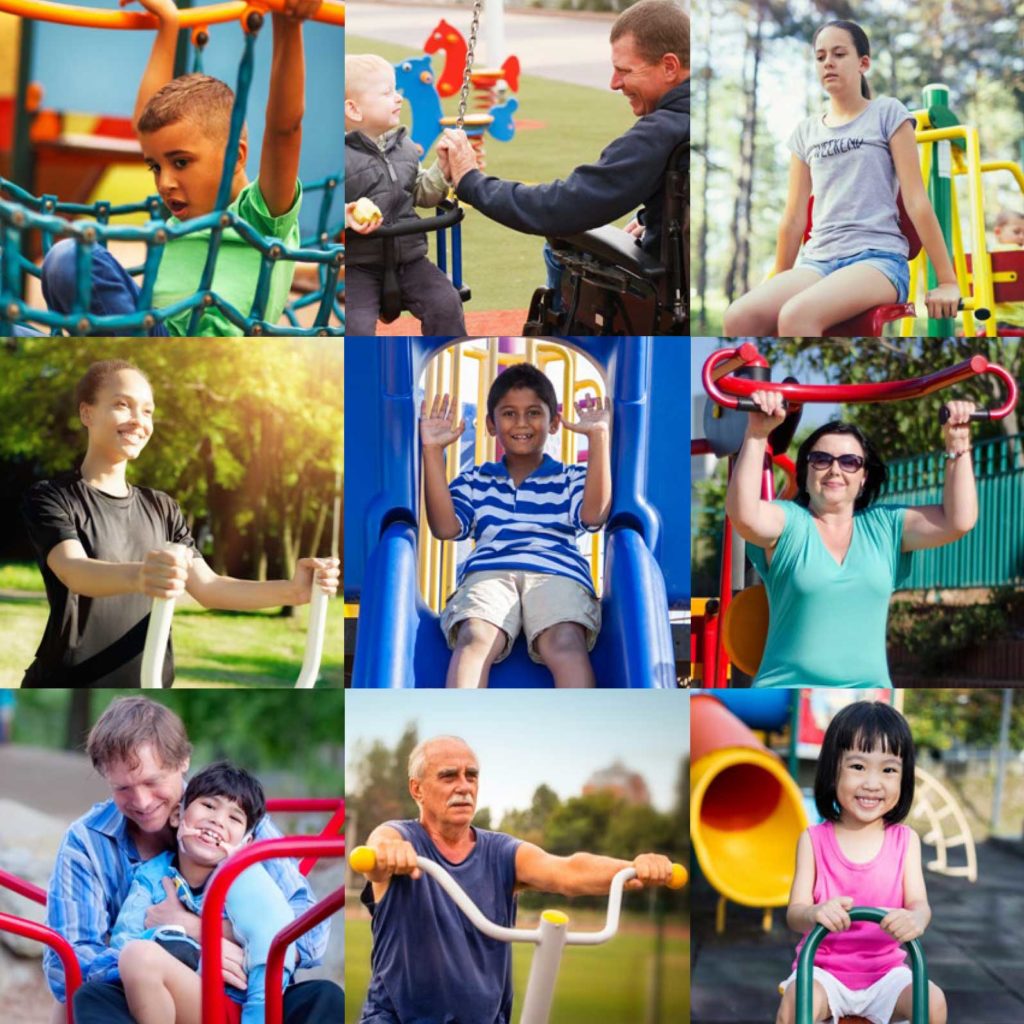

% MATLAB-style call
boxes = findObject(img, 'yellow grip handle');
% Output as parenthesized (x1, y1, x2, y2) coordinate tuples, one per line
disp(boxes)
(667, 863, 688, 890)
(349, 845, 377, 874)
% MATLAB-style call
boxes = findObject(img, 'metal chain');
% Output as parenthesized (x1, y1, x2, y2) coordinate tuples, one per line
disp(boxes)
(455, 0, 484, 131)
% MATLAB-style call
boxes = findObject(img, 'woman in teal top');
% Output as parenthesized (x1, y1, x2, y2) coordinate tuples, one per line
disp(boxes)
(725, 391, 979, 687)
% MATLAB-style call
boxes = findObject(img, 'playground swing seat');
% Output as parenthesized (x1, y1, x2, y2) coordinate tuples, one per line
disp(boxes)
(0, 4, 345, 338)
(369, 199, 472, 324)
(966, 247, 1024, 337)
(523, 140, 687, 337)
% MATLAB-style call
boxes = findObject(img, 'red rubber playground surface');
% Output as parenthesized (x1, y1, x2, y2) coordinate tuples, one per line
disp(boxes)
(374, 310, 530, 335)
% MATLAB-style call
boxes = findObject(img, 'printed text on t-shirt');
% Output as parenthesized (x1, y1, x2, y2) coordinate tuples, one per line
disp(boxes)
(806, 137, 866, 161)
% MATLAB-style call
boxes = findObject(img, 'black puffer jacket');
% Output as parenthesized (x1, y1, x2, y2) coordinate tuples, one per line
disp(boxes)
(345, 127, 429, 266)
(456, 80, 690, 256)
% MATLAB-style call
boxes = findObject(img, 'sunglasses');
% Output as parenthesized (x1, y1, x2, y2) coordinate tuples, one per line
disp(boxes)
(807, 451, 865, 472)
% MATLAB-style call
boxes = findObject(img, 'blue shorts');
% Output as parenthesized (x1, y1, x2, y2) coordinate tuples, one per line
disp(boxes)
(796, 249, 910, 303)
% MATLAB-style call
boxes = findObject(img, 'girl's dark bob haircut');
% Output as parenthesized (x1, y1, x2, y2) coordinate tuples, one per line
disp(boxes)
(795, 421, 888, 512)
(814, 701, 916, 824)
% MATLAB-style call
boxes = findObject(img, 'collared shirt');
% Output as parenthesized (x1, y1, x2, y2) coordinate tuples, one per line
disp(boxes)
(44, 798, 328, 1003)
(448, 454, 601, 595)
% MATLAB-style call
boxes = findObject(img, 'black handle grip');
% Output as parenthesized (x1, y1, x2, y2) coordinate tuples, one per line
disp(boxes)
(939, 405, 991, 424)
(372, 203, 464, 239)
(736, 397, 789, 414)
(955, 299, 990, 321)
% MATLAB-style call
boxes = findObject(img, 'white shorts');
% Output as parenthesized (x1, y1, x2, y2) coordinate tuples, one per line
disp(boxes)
(780, 965, 913, 1024)
(440, 570, 601, 664)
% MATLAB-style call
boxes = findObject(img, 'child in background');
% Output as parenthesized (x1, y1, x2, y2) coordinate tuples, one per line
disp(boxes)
(109, 762, 297, 1024)
(344, 53, 466, 337)
(421, 363, 611, 688)
(775, 701, 947, 1024)
(991, 209, 1024, 333)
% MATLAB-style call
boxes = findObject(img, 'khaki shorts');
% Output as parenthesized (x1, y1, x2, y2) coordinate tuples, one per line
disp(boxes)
(440, 570, 601, 664)
(780, 965, 913, 1024)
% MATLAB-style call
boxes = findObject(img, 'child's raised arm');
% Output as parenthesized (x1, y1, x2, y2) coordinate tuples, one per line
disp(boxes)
(786, 830, 854, 934)
(261, 0, 322, 216)
(562, 396, 612, 528)
(420, 394, 467, 540)
(881, 829, 931, 943)
(124, 0, 180, 128)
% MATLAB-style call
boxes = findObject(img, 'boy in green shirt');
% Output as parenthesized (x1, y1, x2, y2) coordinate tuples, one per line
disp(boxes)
(41, 0, 318, 335)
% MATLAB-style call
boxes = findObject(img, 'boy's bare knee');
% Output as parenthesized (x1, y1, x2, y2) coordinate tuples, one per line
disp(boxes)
(453, 618, 504, 655)
(535, 621, 587, 659)
(119, 939, 163, 980)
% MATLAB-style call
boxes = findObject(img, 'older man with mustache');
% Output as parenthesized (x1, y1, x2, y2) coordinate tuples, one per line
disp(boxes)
(353, 735, 675, 1024)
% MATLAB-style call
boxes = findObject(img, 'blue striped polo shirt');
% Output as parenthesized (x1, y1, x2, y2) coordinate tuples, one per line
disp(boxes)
(449, 454, 600, 595)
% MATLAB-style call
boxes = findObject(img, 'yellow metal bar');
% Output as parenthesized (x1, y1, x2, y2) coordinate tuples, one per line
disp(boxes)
(441, 346, 461, 607)
(0, 0, 345, 29)
(486, 340, 499, 463)
(980, 161, 1024, 194)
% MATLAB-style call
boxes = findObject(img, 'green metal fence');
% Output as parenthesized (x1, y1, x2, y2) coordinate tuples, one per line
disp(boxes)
(881, 433, 1024, 589)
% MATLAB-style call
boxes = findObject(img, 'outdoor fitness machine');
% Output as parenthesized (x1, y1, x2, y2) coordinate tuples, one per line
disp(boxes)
(140, 544, 332, 689)
(349, 845, 687, 1024)
(796, 906, 929, 1024)
(691, 343, 1019, 686)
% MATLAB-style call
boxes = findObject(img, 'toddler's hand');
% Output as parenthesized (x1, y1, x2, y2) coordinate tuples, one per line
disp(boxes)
(420, 394, 466, 450)
(880, 907, 926, 943)
(624, 217, 644, 239)
(812, 895, 853, 932)
(346, 200, 382, 235)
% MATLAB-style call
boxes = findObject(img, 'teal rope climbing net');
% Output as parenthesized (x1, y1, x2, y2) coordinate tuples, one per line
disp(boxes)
(0, 9, 344, 336)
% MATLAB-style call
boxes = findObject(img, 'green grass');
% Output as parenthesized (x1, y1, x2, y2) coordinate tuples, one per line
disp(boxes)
(344, 914, 689, 1023)
(0, 561, 47, 592)
(0, 594, 343, 688)
(348, 35, 636, 313)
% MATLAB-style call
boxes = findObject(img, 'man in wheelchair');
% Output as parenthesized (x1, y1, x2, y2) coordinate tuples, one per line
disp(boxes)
(439, 0, 689, 336)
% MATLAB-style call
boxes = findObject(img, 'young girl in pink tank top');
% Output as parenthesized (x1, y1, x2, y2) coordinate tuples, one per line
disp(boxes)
(775, 701, 947, 1024)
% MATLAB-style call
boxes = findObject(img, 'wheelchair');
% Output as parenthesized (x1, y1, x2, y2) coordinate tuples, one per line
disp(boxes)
(523, 141, 687, 336)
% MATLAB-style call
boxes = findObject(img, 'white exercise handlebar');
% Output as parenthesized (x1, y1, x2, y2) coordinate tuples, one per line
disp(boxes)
(140, 552, 332, 689)
(349, 845, 687, 1024)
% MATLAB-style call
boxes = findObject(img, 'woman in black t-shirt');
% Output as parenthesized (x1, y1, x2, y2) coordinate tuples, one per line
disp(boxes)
(21, 359, 339, 687)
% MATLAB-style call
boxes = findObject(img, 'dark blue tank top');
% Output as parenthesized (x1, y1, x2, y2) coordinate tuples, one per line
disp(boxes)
(359, 821, 522, 1024)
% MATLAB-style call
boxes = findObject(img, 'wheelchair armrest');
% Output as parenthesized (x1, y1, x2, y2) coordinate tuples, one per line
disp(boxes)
(372, 202, 464, 239)
(551, 225, 666, 281)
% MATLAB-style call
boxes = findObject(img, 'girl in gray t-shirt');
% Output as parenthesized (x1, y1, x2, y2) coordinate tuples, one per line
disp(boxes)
(723, 19, 961, 338)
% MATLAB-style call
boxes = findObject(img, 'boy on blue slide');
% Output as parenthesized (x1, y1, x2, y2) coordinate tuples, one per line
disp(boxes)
(108, 761, 297, 1024)
(420, 363, 612, 688)
(41, 0, 321, 336)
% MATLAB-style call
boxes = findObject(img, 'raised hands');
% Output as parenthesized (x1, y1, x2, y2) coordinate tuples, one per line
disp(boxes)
(561, 395, 611, 437)
(420, 393, 467, 450)
(940, 399, 976, 457)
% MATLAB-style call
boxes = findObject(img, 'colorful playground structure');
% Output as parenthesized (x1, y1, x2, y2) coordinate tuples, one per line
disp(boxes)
(344, 336, 689, 688)
(820, 84, 1024, 338)
(0, 0, 344, 335)
(690, 342, 1019, 687)
(349, 844, 687, 1024)
(690, 692, 978, 939)
(0, 796, 345, 1024)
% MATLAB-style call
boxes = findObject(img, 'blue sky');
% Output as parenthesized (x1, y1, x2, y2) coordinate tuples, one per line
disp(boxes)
(346, 690, 687, 820)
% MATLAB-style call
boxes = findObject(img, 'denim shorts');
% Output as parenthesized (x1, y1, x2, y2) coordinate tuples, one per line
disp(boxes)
(796, 248, 910, 303)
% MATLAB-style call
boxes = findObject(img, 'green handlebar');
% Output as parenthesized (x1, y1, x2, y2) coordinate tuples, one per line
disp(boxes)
(795, 906, 928, 1024)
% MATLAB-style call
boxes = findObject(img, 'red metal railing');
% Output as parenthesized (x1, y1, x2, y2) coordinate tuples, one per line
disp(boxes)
(200, 836, 346, 1024)
(702, 345, 1018, 420)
